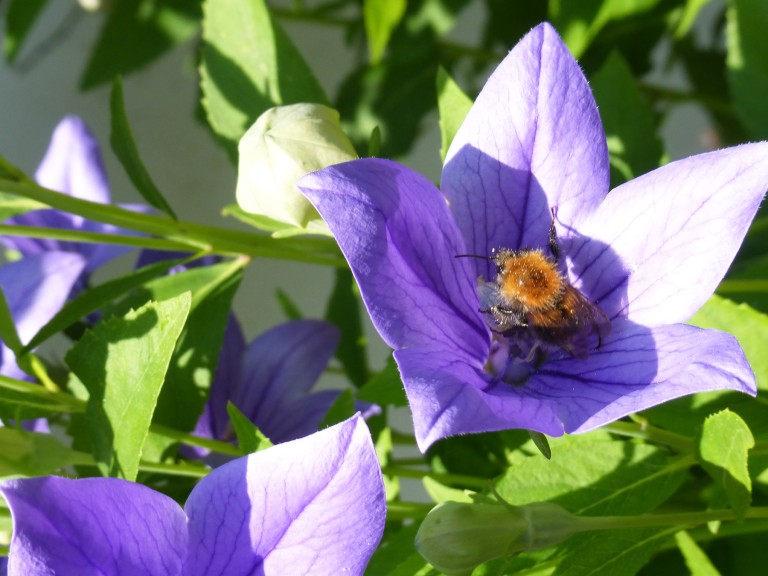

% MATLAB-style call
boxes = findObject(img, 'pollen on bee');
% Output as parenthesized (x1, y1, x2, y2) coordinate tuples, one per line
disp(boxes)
(498, 249, 565, 312)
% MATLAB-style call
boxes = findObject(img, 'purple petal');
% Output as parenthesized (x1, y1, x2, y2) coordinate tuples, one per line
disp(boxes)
(299, 158, 489, 363)
(442, 22, 608, 279)
(0, 252, 86, 378)
(205, 315, 247, 440)
(233, 320, 339, 441)
(184, 414, 386, 576)
(34, 116, 111, 204)
(394, 347, 564, 451)
(530, 320, 756, 433)
(572, 143, 768, 325)
(0, 476, 187, 576)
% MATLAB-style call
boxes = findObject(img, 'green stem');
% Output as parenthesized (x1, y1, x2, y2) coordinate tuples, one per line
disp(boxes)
(602, 420, 695, 453)
(138, 460, 209, 479)
(576, 507, 768, 533)
(149, 423, 242, 457)
(386, 501, 435, 521)
(0, 179, 343, 265)
(382, 466, 490, 490)
(0, 224, 200, 252)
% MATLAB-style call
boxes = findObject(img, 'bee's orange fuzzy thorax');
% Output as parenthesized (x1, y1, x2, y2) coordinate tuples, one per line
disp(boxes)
(498, 250, 565, 312)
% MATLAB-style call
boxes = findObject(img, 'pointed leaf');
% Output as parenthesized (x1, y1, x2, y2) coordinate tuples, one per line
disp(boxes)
(437, 67, 473, 164)
(697, 409, 754, 520)
(226, 401, 273, 454)
(364, 0, 407, 64)
(66, 293, 192, 480)
(357, 356, 408, 408)
(200, 0, 327, 160)
(110, 77, 177, 219)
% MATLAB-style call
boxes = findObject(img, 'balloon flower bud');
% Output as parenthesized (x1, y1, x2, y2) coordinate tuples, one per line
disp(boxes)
(236, 103, 357, 229)
(415, 501, 581, 575)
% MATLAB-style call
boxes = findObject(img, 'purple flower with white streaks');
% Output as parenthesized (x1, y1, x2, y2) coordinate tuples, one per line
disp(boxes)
(191, 317, 377, 456)
(0, 414, 385, 575)
(3, 116, 142, 286)
(298, 23, 768, 451)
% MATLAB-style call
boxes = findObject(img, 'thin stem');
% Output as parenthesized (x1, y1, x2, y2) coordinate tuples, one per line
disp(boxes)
(386, 501, 435, 521)
(0, 179, 343, 265)
(382, 466, 490, 490)
(602, 420, 695, 453)
(138, 460, 209, 479)
(576, 507, 768, 533)
(149, 423, 242, 457)
(0, 224, 201, 252)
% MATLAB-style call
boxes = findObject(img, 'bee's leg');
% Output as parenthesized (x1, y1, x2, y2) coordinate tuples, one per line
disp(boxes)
(523, 341, 541, 364)
(548, 206, 560, 261)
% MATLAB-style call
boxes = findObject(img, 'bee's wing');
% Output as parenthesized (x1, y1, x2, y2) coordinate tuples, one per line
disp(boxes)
(555, 286, 611, 360)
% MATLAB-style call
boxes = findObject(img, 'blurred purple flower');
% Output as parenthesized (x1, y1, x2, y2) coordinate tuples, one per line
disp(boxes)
(298, 23, 768, 451)
(3, 116, 144, 287)
(0, 414, 385, 576)
(0, 252, 85, 379)
(190, 317, 377, 458)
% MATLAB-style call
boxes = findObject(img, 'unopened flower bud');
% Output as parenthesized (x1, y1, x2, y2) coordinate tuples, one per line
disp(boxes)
(236, 103, 357, 229)
(415, 501, 581, 575)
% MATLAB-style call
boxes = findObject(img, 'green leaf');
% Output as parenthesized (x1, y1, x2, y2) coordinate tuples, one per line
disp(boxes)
(436, 66, 473, 165)
(591, 51, 663, 186)
(110, 77, 177, 219)
(65, 293, 191, 480)
(275, 288, 303, 320)
(364, 0, 407, 64)
(0, 427, 88, 478)
(357, 356, 408, 408)
(318, 388, 356, 430)
(80, 0, 201, 89)
(110, 260, 245, 433)
(495, 438, 687, 514)
(690, 294, 768, 391)
(22, 256, 189, 354)
(697, 409, 754, 520)
(226, 401, 273, 454)
(0, 154, 33, 184)
(200, 0, 327, 160)
(4, 0, 51, 63)
(324, 268, 370, 387)
(675, 530, 722, 576)
(365, 524, 430, 576)
(726, 0, 768, 139)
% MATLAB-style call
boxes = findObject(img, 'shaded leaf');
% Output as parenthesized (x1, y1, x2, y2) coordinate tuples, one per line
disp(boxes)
(0, 375, 83, 421)
(318, 388, 356, 430)
(675, 530, 722, 576)
(357, 356, 407, 408)
(0, 427, 87, 478)
(4, 0, 51, 63)
(81, 0, 201, 89)
(66, 293, 191, 480)
(324, 267, 370, 387)
(726, 0, 768, 139)
(591, 50, 663, 186)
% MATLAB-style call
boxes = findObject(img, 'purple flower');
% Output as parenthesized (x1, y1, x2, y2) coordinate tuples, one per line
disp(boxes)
(0, 252, 86, 379)
(298, 23, 768, 451)
(3, 116, 143, 283)
(0, 414, 386, 575)
(191, 317, 377, 456)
